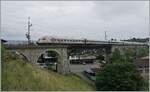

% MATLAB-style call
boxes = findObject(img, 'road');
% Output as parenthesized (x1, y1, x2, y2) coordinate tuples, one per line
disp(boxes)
(70, 63, 100, 73)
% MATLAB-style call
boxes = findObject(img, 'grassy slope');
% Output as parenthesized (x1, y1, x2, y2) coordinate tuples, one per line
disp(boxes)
(2, 51, 95, 91)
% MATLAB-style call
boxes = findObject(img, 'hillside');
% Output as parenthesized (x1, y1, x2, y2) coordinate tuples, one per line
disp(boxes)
(1, 51, 95, 91)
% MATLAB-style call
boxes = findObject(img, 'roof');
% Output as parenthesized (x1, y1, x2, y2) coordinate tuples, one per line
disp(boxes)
(1, 39, 7, 43)
(70, 55, 96, 60)
(80, 56, 96, 59)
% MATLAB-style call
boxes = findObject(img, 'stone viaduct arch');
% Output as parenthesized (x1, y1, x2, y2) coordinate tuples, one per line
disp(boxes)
(11, 47, 70, 74)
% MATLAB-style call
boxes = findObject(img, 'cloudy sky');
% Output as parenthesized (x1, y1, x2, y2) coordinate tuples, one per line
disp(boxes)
(1, 1, 149, 41)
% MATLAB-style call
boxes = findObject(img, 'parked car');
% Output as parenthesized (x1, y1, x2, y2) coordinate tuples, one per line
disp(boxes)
(83, 69, 96, 81)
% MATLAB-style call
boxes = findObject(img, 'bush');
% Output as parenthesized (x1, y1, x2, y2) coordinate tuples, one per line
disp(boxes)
(96, 61, 145, 91)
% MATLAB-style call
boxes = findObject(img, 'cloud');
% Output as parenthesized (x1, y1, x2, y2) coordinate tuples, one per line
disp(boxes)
(1, 1, 149, 41)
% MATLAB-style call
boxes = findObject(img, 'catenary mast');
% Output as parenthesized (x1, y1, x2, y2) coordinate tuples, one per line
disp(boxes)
(26, 17, 32, 45)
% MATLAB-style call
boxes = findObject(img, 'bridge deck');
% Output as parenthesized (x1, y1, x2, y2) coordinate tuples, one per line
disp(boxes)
(4, 41, 147, 49)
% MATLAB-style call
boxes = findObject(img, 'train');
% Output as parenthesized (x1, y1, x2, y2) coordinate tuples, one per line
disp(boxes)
(37, 36, 115, 45)
(37, 36, 85, 44)
(36, 36, 146, 46)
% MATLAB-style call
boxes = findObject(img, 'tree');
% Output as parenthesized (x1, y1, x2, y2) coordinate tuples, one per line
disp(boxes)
(110, 48, 124, 63)
(137, 47, 149, 58)
(96, 61, 145, 91)
(96, 48, 146, 91)
(124, 48, 136, 62)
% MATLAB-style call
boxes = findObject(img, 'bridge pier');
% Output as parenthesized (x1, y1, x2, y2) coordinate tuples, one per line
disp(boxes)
(104, 47, 111, 63)
(57, 48, 70, 74)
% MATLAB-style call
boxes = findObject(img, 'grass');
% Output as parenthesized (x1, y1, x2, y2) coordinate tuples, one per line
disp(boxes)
(1, 51, 95, 91)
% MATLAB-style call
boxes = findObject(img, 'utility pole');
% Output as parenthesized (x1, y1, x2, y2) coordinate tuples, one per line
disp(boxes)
(26, 17, 32, 45)
(105, 31, 107, 41)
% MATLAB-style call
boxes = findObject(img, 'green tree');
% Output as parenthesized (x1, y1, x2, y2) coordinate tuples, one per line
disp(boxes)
(96, 61, 145, 91)
(110, 48, 124, 63)
(123, 48, 136, 62)
(96, 48, 147, 91)
(137, 47, 149, 58)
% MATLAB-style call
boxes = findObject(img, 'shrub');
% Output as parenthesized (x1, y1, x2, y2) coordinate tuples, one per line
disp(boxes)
(96, 61, 145, 91)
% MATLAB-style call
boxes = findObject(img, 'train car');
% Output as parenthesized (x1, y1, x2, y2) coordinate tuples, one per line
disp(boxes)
(37, 36, 85, 45)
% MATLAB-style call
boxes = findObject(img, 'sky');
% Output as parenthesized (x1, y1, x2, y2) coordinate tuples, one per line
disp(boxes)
(1, 1, 149, 41)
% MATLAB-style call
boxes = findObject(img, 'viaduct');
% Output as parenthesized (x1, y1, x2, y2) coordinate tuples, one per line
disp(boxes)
(5, 41, 148, 74)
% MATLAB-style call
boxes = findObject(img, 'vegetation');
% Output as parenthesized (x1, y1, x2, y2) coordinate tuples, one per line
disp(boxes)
(142, 74, 149, 91)
(96, 47, 148, 91)
(2, 51, 95, 91)
(136, 47, 149, 57)
(96, 61, 145, 91)
(110, 48, 124, 62)
(110, 47, 149, 63)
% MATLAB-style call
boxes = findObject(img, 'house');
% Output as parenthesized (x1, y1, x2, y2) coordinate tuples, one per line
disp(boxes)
(1, 39, 7, 43)
(134, 56, 149, 75)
